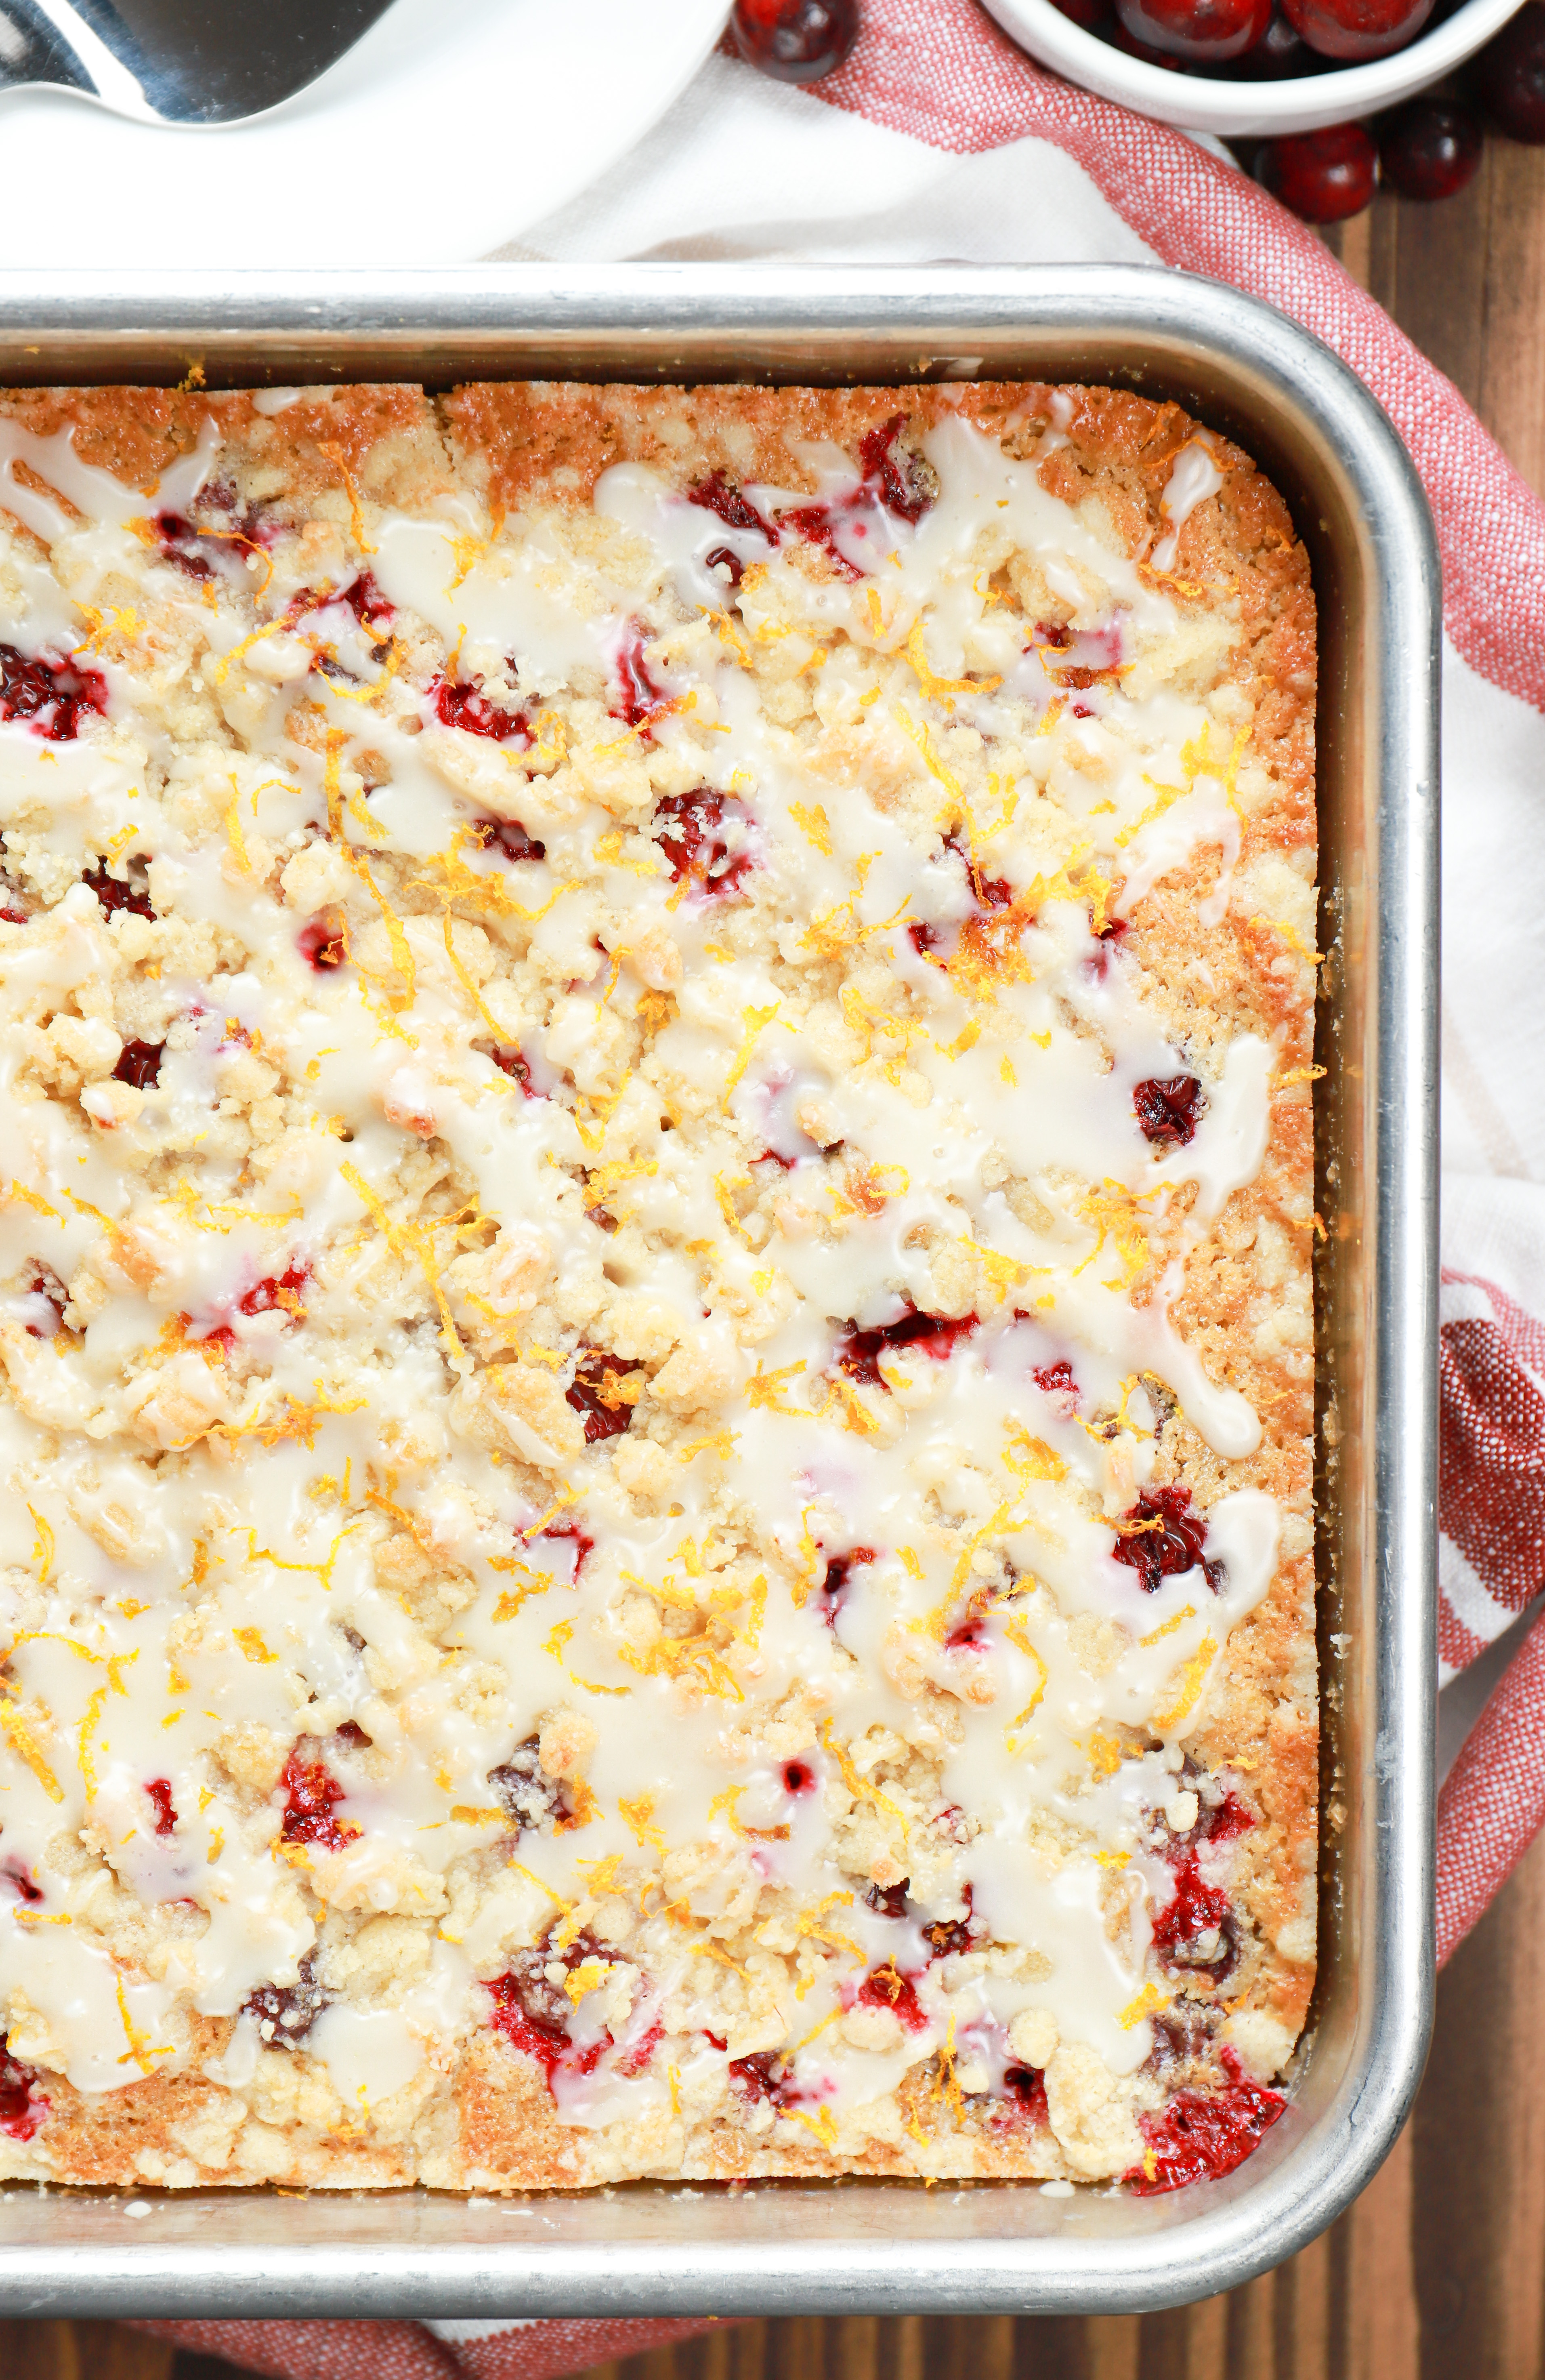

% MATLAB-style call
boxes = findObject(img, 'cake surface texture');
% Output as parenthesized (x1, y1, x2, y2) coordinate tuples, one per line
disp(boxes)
(0, 378, 1317, 2193)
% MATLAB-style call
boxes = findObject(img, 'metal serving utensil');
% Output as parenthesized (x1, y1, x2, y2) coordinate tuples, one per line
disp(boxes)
(0, 0, 399, 122)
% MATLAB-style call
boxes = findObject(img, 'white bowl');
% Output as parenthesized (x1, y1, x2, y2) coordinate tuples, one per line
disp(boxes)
(980, 0, 1525, 135)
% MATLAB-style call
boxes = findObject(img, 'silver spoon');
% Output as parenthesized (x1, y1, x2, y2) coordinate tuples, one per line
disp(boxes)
(0, 0, 400, 123)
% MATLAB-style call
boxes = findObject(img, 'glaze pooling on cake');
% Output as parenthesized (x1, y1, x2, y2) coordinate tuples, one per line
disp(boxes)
(0, 381, 1316, 2191)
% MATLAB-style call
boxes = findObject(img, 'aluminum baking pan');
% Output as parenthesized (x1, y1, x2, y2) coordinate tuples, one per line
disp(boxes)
(0, 265, 1438, 2318)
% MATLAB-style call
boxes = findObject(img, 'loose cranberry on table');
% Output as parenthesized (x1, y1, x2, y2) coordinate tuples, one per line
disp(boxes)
(1474, 0, 1545, 139)
(731, 0, 859, 79)
(1281, 0, 1431, 57)
(1377, 97, 1483, 195)
(1253, 122, 1379, 218)
(1116, 0, 1271, 66)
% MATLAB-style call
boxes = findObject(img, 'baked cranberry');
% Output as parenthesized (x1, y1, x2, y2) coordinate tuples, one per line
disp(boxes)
(1032, 1358, 1079, 1403)
(653, 789, 754, 898)
(333, 1719, 372, 1749)
(470, 816, 545, 864)
(434, 676, 529, 742)
(817, 1547, 874, 1625)
(299, 917, 347, 970)
(1126, 2047, 1285, 2193)
(145, 1778, 177, 1837)
(835, 1301, 978, 1390)
(728, 2049, 801, 2106)
(565, 1349, 637, 1443)
(1377, 97, 1482, 194)
(864, 1878, 910, 1917)
(731, 0, 858, 80)
(852, 1963, 929, 2032)
(278, 1747, 359, 1852)
(82, 862, 154, 921)
(1152, 1852, 1238, 1975)
(1001, 2064, 1050, 2125)
(239, 1259, 309, 1320)
(1135, 1072, 1206, 1146)
(783, 1760, 817, 1794)
(487, 1735, 567, 1834)
(245, 1953, 328, 2049)
(857, 412, 936, 527)
(1476, 1, 1545, 138)
(1113, 1484, 1224, 1594)
(0, 645, 107, 740)
(1254, 124, 1379, 217)
(1, 1864, 41, 1904)
(1115, 0, 1271, 64)
(688, 471, 778, 541)
(113, 1039, 163, 1090)
(0, 2037, 46, 2140)
(492, 1047, 542, 1094)
(1281, 0, 1430, 54)
(613, 622, 668, 731)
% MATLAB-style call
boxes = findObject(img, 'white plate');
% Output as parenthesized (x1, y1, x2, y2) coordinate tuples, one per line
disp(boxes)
(981, 0, 1524, 135)
(0, 0, 729, 269)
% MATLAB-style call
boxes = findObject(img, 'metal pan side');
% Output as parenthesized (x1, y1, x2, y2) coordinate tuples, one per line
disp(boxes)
(0, 267, 1438, 2318)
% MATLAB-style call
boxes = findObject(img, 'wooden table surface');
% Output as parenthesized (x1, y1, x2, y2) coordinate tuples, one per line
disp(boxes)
(0, 149, 1541, 2380)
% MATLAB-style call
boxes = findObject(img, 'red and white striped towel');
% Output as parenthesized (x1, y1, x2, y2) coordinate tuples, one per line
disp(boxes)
(144, 1, 1545, 2366)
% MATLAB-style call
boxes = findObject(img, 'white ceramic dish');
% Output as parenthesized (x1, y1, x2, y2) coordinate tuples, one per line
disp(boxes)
(0, 0, 729, 269)
(982, 0, 1524, 135)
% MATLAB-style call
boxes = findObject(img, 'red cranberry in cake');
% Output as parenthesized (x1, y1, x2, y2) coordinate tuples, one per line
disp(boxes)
(470, 816, 545, 864)
(83, 863, 154, 921)
(1125, 2048, 1285, 2193)
(486, 1735, 567, 1834)
(1113, 1484, 1225, 1593)
(245, 1953, 329, 2049)
(434, 676, 530, 742)
(1134, 1072, 1206, 1146)
(299, 916, 347, 970)
(0, 646, 108, 740)
(113, 1039, 164, 1090)
(277, 1747, 359, 1852)
(565, 1350, 639, 1442)
(835, 1301, 979, 1388)
(0, 2037, 46, 2140)
(731, 0, 858, 81)
(653, 790, 754, 897)
(145, 1778, 177, 1837)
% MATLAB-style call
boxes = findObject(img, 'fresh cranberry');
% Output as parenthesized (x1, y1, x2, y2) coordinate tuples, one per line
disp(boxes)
(113, 1039, 164, 1090)
(470, 816, 545, 864)
(1125, 2047, 1286, 2193)
(1115, 0, 1270, 63)
(1105, 15, 1189, 61)
(1222, 4, 1325, 69)
(1476, 1, 1545, 137)
(298, 917, 347, 970)
(565, 1349, 636, 1443)
(1113, 1484, 1224, 1594)
(82, 863, 154, 921)
(1134, 1072, 1207, 1146)
(1254, 122, 1379, 215)
(835, 1301, 979, 1390)
(145, 1778, 177, 1837)
(1378, 96, 1482, 193)
(653, 789, 754, 898)
(434, 676, 530, 742)
(1281, 0, 1429, 55)
(731, 0, 858, 80)
(278, 1747, 359, 1852)
(0, 2037, 46, 2140)
(0, 645, 107, 740)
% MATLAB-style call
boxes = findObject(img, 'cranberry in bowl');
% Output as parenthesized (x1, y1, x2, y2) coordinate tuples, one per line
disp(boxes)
(979, 0, 1524, 137)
